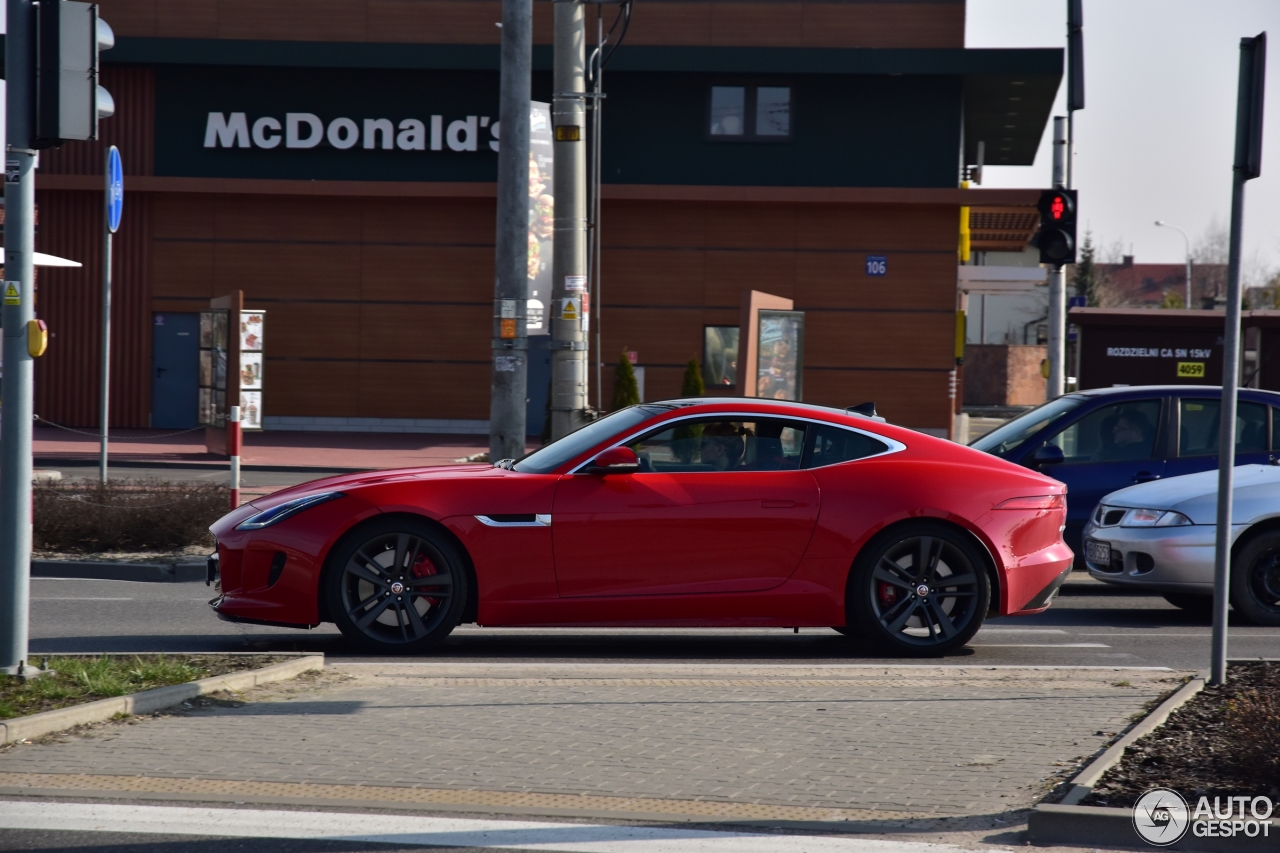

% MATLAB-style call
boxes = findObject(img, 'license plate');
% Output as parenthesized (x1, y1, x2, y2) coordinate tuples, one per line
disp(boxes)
(1085, 539, 1111, 564)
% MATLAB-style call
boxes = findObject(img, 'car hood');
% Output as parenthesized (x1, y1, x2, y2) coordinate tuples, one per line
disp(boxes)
(248, 464, 496, 510)
(1100, 464, 1280, 524)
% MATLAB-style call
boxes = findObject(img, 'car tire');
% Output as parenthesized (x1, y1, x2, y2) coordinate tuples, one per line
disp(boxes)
(324, 517, 469, 654)
(849, 522, 990, 657)
(1230, 531, 1280, 627)
(1161, 593, 1215, 619)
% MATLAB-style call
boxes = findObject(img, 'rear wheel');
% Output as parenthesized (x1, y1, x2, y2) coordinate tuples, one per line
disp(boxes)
(1161, 592, 1214, 619)
(1231, 531, 1280, 627)
(850, 522, 990, 657)
(324, 517, 468, 653)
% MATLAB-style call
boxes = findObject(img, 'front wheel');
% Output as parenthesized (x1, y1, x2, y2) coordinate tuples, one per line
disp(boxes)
(850, 523, 990, 657)
(1231, 532, 1280, 627)
(324, 518, 469, 653)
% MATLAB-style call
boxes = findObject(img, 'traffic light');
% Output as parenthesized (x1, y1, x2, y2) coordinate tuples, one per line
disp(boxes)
(1037, 188, 1078, 266)
(33, 1, 115, 149)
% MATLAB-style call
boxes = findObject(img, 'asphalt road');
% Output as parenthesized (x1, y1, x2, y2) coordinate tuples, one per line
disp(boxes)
(25, 575, 1280, 669)
(46, 462, 346, 490)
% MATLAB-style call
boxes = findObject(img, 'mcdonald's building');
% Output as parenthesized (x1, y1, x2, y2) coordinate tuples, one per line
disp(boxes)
(30, 0, 1060, 438)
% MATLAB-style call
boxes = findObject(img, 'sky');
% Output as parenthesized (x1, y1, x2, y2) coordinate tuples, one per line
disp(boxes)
(967, 0, 1280, 275)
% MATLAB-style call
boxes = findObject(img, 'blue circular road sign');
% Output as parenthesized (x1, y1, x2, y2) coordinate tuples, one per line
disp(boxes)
(106, 146, 123, 233)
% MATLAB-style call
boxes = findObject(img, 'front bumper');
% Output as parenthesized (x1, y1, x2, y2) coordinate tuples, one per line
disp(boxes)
(1082, 519, 1248, 593)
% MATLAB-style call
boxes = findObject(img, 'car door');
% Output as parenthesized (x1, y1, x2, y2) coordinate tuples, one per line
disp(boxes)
(1163, 396, 1271, 480)
(1031, 397, 1165, 557)
(551, 415, 820, 597)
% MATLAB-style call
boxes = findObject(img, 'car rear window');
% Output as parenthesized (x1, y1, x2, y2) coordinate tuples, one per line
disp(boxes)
(1179, 398, 1268, 456)
(803, 424, 889, 468)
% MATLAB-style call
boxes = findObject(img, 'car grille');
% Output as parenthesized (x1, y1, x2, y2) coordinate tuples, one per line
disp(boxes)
(1093, 505, 1127, 526)
(1107, 550, 1125, 574)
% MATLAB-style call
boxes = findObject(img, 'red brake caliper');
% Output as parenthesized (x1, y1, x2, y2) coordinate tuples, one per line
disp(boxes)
(877, 582, 898, 607)
(411, 552, 440, 608)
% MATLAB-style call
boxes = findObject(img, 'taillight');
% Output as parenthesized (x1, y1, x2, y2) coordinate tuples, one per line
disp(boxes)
(995, 495, 1066, 511)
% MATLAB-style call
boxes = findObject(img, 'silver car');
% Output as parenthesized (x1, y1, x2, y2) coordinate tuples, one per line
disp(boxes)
(1083, 463, 1280, 625)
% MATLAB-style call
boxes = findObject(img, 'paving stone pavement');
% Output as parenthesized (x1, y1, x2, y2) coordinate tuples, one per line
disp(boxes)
(0, 664, 1186, 820)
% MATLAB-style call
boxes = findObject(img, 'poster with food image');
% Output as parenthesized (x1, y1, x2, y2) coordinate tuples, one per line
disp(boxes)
(756, 310, 804, 401)
(240, 351, 263, 390)
(240, 391, 263, 430)
(526, 103, 553, 335)
(240, 311, 265, 352)
(199, 350, 212, 387)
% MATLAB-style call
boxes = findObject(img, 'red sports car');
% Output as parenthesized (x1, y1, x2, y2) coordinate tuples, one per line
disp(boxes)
(208, 399, 1073, 656)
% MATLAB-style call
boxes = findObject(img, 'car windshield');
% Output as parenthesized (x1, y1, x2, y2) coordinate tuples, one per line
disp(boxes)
(970, 395, 1087, 457)
(513, 406, 667, 474)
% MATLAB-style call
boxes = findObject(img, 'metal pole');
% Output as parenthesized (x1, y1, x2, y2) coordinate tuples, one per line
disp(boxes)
(1211, 167, 1246, 687)
(1, 0, 37, 676)
(1187, 253, 1193, 310)
(1066, 111, 1074, 190)
(99, 155, 113, 484)
(488, 0, 532, 462)
(228, 405, 242, 509)
(593, 11, 604, 413)
(551, 0, 589, 437)
(1211, 32, 1265, 686)
(1046, 117, 1067, 399)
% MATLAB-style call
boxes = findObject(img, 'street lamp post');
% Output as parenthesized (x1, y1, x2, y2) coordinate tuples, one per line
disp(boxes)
(1155, 220, 1193, 308)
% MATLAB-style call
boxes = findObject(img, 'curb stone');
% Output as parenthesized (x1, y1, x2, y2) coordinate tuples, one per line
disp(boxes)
(0, 654, 324, 745)
(1029, 669, 1273, 851)
(33, 560, 209, 583)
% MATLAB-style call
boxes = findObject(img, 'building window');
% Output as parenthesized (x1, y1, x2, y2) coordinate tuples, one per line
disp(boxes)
(703, 326, 740, 387)
(708, 85, 791, 140)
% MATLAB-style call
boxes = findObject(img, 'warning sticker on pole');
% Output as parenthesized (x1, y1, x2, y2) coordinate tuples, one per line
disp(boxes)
(561, 297, 580, 321)
(3, 282, 20, 305)
(565, 275, 587, 293)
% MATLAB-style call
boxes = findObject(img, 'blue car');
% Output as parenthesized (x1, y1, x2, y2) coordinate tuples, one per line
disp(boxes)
(969, 385, 1280, 562)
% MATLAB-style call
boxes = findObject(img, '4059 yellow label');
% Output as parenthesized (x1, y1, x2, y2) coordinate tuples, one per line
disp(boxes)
(1177, 361, 1206, 378)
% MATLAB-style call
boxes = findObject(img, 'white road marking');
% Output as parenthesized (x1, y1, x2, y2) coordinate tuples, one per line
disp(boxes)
(0, 801, 978, 852)
(31, 597, 135, 601)
(969, 643, 1110, 648)
(975, 628, 1069, 634)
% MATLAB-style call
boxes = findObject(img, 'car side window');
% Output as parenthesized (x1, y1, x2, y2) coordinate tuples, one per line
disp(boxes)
(1041, 399, 1161, 464)
(803, 424, 889, 468)
(1274, 407, 1280, 452)
(627, 417, 806, 473)
(1179, 398, 1268, 456)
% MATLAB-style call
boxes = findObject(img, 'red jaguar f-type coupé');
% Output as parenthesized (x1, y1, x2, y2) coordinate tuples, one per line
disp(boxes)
(208, 398, 1072, 656)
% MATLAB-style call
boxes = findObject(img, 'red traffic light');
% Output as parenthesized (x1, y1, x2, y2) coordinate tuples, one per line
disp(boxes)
(1050, 194, 1066, 220)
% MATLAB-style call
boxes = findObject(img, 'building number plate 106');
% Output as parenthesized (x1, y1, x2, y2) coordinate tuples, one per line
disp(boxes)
(865, 256, 887, 276)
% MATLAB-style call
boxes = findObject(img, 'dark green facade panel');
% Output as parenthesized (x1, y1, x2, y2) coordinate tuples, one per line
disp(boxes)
(155, 66, 961, 187)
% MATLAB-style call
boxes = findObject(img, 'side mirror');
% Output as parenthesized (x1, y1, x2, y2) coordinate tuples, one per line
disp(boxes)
(1031, 444, 1065, 466)
(584, 446, 640, 475)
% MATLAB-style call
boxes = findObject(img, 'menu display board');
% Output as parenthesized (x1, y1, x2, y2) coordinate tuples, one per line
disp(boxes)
(527, 102, 552, 335)
(238, 310, 265, 430)
(756, 310, 804, 401)
(198, 309, 229, 427)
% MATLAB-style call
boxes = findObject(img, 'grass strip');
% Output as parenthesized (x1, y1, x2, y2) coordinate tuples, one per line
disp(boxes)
(0, 655, 282, 720)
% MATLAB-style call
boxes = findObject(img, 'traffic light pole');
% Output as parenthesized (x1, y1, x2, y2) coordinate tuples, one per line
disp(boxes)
(488, 0, 532, 463)
(1, 0, 39, 676)
(1045, 117, 1067, 400)
(551, 0, 589, 439)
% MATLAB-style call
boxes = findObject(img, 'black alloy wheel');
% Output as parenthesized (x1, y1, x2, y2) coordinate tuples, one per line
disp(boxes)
(325, 518, 469, 653)
(1231, 531, 1280, 627)
(851, 523, 990, 656)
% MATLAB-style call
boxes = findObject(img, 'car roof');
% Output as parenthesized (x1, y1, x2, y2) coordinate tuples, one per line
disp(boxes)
(643, 397, 859, 417)
(1070, 385, 1280, 399)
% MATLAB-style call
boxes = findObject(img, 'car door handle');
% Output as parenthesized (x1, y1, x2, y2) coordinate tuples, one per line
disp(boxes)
(1132, 472, 1161, 483)
(761, 500, 796, 508)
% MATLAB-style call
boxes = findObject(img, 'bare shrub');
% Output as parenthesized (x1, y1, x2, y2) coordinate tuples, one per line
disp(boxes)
(1221, 665, 1280, 790)
(34, 477, 228, 553)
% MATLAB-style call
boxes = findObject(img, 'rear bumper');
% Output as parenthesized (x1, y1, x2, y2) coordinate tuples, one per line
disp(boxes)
(1008, 563, 1073, 615)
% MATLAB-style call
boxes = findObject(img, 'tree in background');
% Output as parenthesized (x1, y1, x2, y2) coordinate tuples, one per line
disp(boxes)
(611, 351, 640, 411)
(680, 358, 705, 398)
(1072, 231, 1105, 307)
(1160, 289, 1186, 309)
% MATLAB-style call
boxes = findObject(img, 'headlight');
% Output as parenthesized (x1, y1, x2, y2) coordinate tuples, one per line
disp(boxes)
(1119, 508, 1194, 528)
(235, 492, 344, 530)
